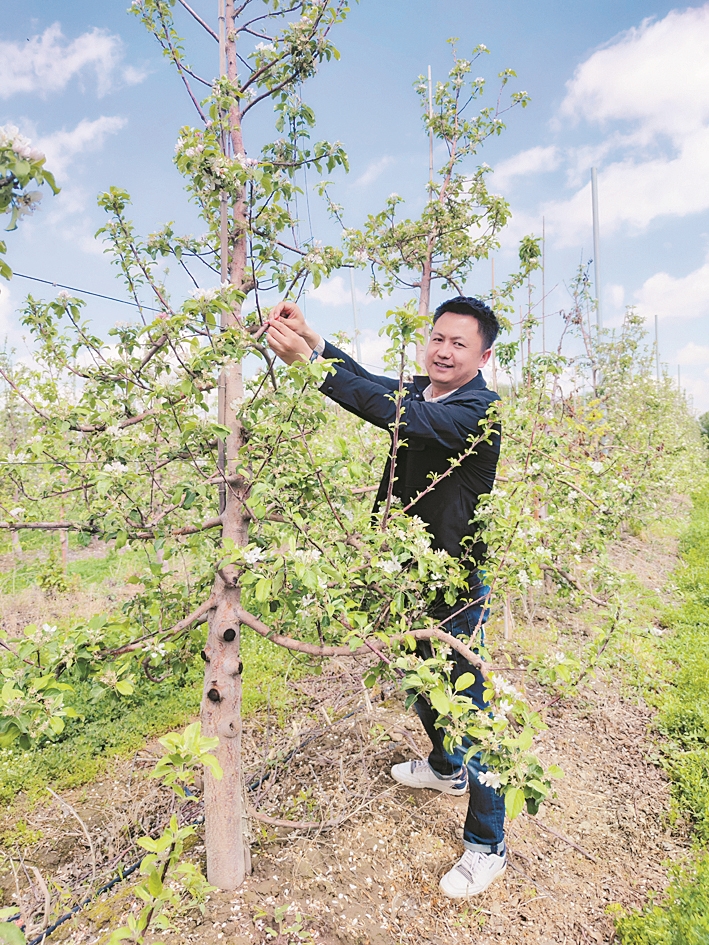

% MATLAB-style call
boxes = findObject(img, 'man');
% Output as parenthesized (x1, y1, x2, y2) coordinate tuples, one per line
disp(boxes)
(266, 296, 505, 898)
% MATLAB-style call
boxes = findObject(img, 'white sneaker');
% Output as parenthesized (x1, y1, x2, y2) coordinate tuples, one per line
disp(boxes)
(390, 759, 468, 796)
(439, 850, 507, 898)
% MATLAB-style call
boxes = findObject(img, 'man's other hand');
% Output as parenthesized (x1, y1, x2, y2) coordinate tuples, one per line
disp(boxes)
(266, 319, 314, 365)
(269, 300, 320, 349)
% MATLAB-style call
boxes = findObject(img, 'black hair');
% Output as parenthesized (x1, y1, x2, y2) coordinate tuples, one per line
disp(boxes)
(432, 296, 499, 351)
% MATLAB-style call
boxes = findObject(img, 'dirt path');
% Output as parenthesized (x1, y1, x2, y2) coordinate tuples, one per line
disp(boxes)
(3, 528, 686, 945)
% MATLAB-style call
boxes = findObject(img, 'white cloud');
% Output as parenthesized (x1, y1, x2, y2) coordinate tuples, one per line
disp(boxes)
(306, 275, 371, 307)
(0, 283, 15, 339)
(607, 283, 625, 310)
(353, 156, 395, 188)
(357, 329, 388, 372)
(676, 342, 709, 366)
(0, 23, 145, 99)
(634, 255, 709, 322)
(491, 146, 560, 191)
(560, 7, 709, 142)
(37, 116, 127, 178)
(533, 5, 709, 245)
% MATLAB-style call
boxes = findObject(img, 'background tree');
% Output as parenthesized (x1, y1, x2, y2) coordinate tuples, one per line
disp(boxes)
(338, 44, 531, 363)
(0, 125, 58, 280)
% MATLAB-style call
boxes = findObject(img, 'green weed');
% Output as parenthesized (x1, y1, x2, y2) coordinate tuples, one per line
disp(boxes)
(613, 482, 709, 941)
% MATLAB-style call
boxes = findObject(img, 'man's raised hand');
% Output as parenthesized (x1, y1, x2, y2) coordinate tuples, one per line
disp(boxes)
(266, 318, 314, 366)
(269, 300, 320, 350)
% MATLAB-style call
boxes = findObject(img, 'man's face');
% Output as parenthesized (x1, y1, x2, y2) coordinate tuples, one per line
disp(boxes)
(424, 312, 492, 394)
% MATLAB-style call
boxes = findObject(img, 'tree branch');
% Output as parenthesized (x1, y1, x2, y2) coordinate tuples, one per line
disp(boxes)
(103, 595, 217, 657)
(176, 0, 219, 41)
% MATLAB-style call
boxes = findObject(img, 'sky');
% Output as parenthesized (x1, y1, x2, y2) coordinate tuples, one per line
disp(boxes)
(2, 1, 709, 407)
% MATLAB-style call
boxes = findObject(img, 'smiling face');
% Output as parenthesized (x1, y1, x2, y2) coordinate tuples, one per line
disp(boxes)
(424, 311, 492, 396)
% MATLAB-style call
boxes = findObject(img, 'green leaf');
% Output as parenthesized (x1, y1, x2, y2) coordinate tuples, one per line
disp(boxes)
(547, 764, 564, 779)
(254, 577, 272, 603)
(429, 687, 451, 715)
(49, 716, 65, 735)
(0, 923, 26, 945)
(504, 786, 526, 819)
(147, 868, 163, 897)
(454, 672, 477, 692)
(137, 836, 159, 852)
(115, 680, 134, 696)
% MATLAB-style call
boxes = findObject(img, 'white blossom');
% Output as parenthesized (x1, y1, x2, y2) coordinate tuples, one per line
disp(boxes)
(8, 507, 24, 519)
(56, 290, 71, 301)
(190, 287, 219, 302)
(492, 674, 519, 699)
(497, 699, 513, 714)
(380, 559, 401, 575)
(648, 626, 664, 637)
(477, 770, 501, 789)
(554, 651, 567, 664)
(244, 547, 265, 565)
(517, 569, 530, 586)
(41, 624, 57, 636)
(589, 461, 603, 474)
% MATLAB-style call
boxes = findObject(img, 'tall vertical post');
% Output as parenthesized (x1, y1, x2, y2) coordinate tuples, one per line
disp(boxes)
(541, 216, 546, 354)
(591, 167, 602, 330)
(415, 66, 435, 368)
(349, 267, 362, 362)
(427, 65, 434, 188)
(490, 257, 498, 392)
(217, 0, 228, 516)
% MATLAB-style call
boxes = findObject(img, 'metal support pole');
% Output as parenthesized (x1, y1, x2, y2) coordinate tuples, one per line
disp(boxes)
(217, 0, 228, 515)
(491, 257, 498, 392)
(427, 65, 434, 188)
(541, 216, 546, 354)
(349, 268, 362, 363)
(591, 168, 602, 330)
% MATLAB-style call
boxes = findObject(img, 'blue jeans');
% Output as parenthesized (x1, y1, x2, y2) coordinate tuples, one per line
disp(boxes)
(412, 592, 506, 855)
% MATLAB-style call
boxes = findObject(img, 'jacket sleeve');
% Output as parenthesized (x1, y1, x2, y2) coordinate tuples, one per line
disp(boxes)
(322, 341, 399, 391)
(320, 364, 498, 453)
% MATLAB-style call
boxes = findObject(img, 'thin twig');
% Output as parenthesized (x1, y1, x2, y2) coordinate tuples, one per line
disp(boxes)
(524, 815, 598, 863)
(30, 865, 50, 933)
(47, 788, 97, 886)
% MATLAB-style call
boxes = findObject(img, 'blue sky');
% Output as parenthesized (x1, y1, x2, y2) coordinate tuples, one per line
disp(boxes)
(2, 1, 709, 406)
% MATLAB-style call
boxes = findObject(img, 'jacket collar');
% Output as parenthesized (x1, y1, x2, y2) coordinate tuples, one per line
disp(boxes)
(412, 371, 488, 395)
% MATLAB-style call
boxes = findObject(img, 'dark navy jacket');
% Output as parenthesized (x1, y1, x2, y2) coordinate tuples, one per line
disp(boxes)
(319, 341, 501, 615)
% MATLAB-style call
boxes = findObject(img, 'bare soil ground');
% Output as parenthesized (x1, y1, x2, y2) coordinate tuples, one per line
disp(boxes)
(2, 527, 687, 945)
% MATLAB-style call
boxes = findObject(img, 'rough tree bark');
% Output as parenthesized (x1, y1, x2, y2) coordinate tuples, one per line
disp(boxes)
(200, 0, 251, 890)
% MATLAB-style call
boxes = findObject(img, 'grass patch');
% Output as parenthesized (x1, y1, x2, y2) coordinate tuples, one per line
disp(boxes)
(614, 483, 709, 941)
(0, 626, 305, 810)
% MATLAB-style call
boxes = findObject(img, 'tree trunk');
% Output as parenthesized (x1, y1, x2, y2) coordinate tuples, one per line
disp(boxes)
(201, 0, 252, 890)
(416, 242, 433, 369)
